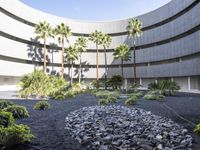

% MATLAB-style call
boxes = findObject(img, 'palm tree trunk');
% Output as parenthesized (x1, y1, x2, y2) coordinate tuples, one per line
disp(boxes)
(96, 44, 99, 89)
(104, 46, 107, 90)
(133, 39, 136, 84)
(71, 60, 74, 85)
(43, 37, 47, 73)
(61, 38, 64, 78)
(121, 58, 124, 90)
(78, 53, 82, 83)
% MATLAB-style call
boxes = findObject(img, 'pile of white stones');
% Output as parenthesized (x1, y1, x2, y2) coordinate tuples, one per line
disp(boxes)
(65, 105, 192, 150)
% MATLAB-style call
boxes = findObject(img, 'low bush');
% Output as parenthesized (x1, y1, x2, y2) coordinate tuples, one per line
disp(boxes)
(0, 111, 15, 127)
(0, 124, 34, 148)
(127, 92, 143, 98)
(98, 99, 108, 106)
(144, 92, 164, 100)
(4, 105, 29, 119)
(34, 101, 50, 110)
(19, 70, 69, 98)
(0, 100, 14, 109)
(107, 95, 118, 103)
(106, 75, 123, 90)
(125, 96, 137, 106)
(194, 123, 200, 135)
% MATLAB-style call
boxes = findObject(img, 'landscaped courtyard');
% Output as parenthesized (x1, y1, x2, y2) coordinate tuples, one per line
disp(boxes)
(1, 91, 199, 150)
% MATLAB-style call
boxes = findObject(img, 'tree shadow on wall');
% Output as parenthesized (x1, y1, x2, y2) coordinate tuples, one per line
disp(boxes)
(74, 61, 90, 80)
(27, 38, 51, 71)
(47, 43, 59, 75)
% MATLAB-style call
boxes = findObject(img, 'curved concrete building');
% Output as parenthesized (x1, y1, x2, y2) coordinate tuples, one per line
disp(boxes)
(0, 0, 200, 92)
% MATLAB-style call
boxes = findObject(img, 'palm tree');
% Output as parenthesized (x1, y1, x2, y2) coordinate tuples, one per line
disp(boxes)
(102, 33, 112, 89)
(65, 45, 78, 85)
(75, 36, 88, 83)
(127, 18, 143, 84)
(113, 44, 130, 89)
(89, 30, 103, 89)
(54, 23, 71, 78)
(35, 21, 53, 73)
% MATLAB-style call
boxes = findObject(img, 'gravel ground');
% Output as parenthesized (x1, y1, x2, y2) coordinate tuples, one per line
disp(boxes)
(1, 92, 200, 150)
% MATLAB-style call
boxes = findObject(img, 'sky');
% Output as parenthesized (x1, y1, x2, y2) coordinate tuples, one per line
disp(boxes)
(20, 0, 171, 21)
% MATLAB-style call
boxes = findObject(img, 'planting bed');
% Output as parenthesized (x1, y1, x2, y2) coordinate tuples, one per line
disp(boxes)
(1, 92, 199, 150)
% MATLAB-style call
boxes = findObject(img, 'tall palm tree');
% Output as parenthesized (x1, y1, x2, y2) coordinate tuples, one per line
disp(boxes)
(54, 23, 71, 78)
(127, 18, 143, 84)
(89, 30, 103, 89)
(102, 33, 112, 89)
(65, 45, 78, 85)
(35, 21, 53, 73)
(113, 44, 130, 89)
(75, 36, 88, 83)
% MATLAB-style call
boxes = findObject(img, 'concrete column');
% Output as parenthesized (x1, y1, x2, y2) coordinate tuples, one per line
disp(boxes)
(188, 77, 191, 91)
(155, 79, 158, 84)
(171, 77, 174, 82)
(139, 78, 142, 86)
(124, 79, 128, 91)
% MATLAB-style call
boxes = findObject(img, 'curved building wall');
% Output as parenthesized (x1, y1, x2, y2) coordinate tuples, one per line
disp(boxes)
(0, 0, 200, 91)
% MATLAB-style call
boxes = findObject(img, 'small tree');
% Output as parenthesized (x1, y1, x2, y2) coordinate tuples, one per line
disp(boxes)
(89, 30, 103, 89)
(102, 33, 112, 89)
(127, 18, 143, 84)
(75, 36, 88, 83)
(65, 45, 79, 85)
(113, 44, 130, 90)
(35, 21, 53, 73)
(54, 23, 71, 78)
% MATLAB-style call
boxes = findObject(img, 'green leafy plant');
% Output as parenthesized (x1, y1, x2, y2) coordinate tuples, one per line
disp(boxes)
(194, 123, 200, 134)
(107, 75, 123, 90)
(0, 100, 14, 109)
(4, 105, 29, 119)
(128, 83, 142, 92)
(98, 99, 108, 106)
(0, 111, 15, 127)
(0, 124, 34, 148)
(127, 92, 143, 98)
(144, 91, 165, 100)
(107, 95, 117, 103)
(34, 101, 50, 110)
(19, 70, 69, 99)
(125, 96, 137, 106)
(148, 82, 160, 91)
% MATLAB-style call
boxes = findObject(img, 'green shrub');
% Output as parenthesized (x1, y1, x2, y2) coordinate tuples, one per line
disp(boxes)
(19, 70, 69, 98)
(128, 83, 142, 92)
(148, 82, 159, 91)
(194, 123, 200, 134)
(144, 93, 164, 100)
(127, 92, 143, 98)
(0, 111, 15, 127)
(125, 96, 137, 106)
(34, 101, 50, 110)
(148, 80, 180, 96)
(107, 75, 123, 90)
(4, 105, 29, 119)
(107, 95, 117, 103)
(0, 100, 14, 109)
(98, 99, 108, 106)
(0, 124, 34, 148)
(95, 90, 110, 98)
